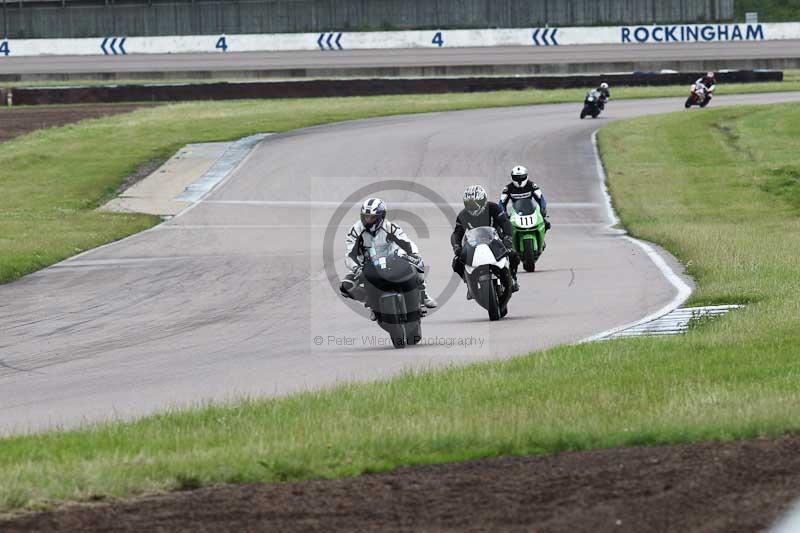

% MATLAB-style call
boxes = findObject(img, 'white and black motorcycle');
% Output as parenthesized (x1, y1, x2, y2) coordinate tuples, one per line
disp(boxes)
(362, 244, 424, 348)
(685, 83, 709, 108)
(461, 227, 513, 321)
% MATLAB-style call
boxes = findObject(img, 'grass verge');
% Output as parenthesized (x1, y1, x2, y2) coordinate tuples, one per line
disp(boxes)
(1, 99, 800, 514)
(2, 79, 800, 284)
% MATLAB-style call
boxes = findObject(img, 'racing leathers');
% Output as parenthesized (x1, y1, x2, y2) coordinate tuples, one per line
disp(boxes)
(500, 180, 550, 230)
(450, 201, 520, 288)
(340, 218, 436, 309)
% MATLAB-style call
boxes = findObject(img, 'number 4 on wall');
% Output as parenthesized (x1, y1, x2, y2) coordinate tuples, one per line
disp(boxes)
(0, 41, 10, 56)
(215, 36, 228, 52)
(432, 32, 444, 47)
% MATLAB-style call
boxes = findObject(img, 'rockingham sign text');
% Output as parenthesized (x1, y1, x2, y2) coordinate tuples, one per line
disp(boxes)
(621, 24, 765, 44)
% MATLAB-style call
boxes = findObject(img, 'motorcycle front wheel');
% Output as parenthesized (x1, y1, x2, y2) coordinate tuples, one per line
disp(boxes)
(522, 239, 537, 272)
(480, 280, 502, 321)
(405, 321, 422, 346)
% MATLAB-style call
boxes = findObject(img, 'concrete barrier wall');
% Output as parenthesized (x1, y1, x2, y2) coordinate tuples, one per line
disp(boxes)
(2, 22, 798, 58)
(5, 70, 782, 106)
(1, 0, 734, 39)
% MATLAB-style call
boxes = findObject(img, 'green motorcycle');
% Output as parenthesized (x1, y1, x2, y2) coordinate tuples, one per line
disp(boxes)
(507, 197, 547, 272)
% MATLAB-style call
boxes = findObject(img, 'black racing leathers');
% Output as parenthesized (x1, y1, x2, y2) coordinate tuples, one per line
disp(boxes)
(597, 87, 611, 109)
(450, 201, 519, 279)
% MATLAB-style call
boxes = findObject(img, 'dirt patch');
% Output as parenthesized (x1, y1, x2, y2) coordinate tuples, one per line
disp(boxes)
(0, 104, 150, 143)
(2, 434, 800, 532)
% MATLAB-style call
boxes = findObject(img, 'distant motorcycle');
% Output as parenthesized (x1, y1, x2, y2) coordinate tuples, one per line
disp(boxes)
(460, 227, 513, 321)
(580, 90, 603, 119)
(507, 197, 547, 272)
(685, 84, 709, 108)
(362, 244, 423, 349)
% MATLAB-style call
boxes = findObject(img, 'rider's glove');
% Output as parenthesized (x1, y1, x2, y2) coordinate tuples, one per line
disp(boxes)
(503, 236, 514, 250)
(406, 254, 424, 268)
(452, 244, 463, 258)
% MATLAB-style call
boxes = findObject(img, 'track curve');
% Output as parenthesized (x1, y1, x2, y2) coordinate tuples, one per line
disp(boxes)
(2, 92, 800, 435)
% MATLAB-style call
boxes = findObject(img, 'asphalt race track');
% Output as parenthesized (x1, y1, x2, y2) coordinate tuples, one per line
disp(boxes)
(1, 40, 798, 75)
(2, 92, 800, 435)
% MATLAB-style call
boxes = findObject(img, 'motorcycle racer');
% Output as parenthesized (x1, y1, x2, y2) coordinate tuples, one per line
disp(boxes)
(694, 72, 716, 106)
(499, 165, 551, 230)
(340, 198, 438, 318)
(596, 82, 611, 110)
(451, 185, 520, 295)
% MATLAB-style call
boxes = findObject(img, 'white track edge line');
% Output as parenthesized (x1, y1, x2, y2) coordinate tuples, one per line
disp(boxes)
(579, 130, 693, 343)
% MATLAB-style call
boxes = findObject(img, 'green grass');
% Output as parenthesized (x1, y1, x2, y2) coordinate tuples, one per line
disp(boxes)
(2, 79, 800, 284)
(2, 92, 800, 516)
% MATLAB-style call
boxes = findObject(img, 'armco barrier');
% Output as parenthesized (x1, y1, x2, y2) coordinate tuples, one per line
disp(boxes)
(0, 22, 799, 57)
(4, 70, 783, 106)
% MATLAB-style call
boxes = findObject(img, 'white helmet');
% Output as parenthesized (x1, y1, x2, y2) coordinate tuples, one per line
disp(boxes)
(600, 82, 609, 90)
(360, 197, 386, 235)
(463, 185, 488, 216)
(511, 165, 529, 188)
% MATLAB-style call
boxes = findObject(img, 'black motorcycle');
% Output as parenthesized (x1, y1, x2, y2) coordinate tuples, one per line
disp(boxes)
(363, 244, 423, 348)
(580, 89, 603, 119)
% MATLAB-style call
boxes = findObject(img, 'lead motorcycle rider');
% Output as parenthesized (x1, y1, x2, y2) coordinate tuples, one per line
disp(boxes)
(340, 198, 438, 319)
(499, 165, 551, 230)
(451, 185, 520, 296)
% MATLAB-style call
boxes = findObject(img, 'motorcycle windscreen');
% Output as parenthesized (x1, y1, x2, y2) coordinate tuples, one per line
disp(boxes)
(511, 198, 537, 216)
(364, 246, 418, 289)
(462, 227, 508, 265)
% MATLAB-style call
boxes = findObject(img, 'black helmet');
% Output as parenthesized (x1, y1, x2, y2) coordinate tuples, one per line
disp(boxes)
(360, 197, 386, 234)
(463, 185, 487, 216)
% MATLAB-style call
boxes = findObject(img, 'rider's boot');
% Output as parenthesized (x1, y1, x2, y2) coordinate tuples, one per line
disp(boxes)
(421, 283, 438, 308)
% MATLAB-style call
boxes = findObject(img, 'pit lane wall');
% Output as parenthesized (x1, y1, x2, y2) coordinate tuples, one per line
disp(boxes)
(1, 22, 799, 57)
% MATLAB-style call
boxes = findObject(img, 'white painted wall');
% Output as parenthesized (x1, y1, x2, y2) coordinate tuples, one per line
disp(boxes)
(1, 22, 798, 58)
